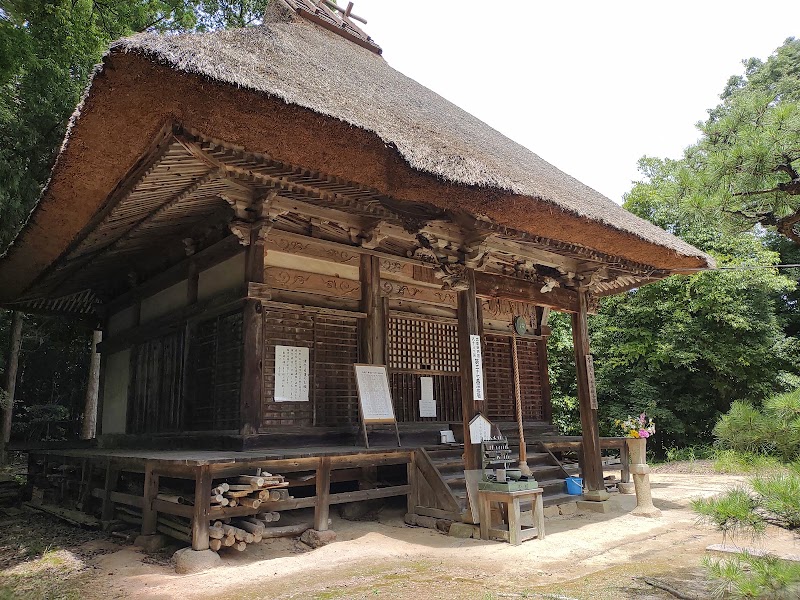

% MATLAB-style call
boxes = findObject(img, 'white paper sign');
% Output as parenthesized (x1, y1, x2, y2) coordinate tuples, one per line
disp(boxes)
(469, 334, 485, 401)
(419, 377, 436, 418)
(274, 345, 310, 402)
(354, 365, 396, 422)
(469, 414, 493, 444)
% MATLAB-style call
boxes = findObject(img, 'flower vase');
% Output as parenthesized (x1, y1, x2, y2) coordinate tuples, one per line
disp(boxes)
(626, 437, 661, 518)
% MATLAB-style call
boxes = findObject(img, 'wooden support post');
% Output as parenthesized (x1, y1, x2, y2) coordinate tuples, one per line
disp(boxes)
(620, 442, 631, 484)
(571, 290, 607, 500)
(360, 254, 385, 365)
(314, 457, 331, 531)
(81, 330, 102, 440)
(141, 462, 159, 535)
(406, 453, 418, 515)
(1, 311, 23, 465)
(240, 227, 265, 436)
(192, 465, 212, 550)
(457, 269, 483, 471)
(101, 462, 119, 521)
(535, 307, 553, 424)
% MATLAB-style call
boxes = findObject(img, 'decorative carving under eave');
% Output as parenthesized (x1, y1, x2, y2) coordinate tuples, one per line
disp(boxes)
(436, 263, 471, 291)
(229, 220, 253, 246)
(182, 237, 196, 257)
(360, 221, 389, 250)
(410, 246, 439, 264)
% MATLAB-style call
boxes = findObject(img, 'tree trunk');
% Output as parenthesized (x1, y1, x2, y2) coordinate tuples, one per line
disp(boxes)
(81, 330, 102, 440)
(1, 312, 24, 465)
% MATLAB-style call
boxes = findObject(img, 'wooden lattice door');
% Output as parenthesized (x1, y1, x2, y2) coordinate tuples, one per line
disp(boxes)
(483, 334, 544, 422)
(387, 315, 461, 422)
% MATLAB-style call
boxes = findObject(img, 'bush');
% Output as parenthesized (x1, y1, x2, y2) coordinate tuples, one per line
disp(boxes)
(703, 552, 800, 599)
(714, 390, 800, 461)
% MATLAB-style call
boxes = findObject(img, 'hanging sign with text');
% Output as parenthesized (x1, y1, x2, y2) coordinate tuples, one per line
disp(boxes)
(419, 376, 436, 418)
(586, 354, 598, 410)
(470, 334, 485, 401)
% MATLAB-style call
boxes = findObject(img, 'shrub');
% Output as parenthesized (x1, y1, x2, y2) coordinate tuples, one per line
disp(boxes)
(714, 390, 800, 461)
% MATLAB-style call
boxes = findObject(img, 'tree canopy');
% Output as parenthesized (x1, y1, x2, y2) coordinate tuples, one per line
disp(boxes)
(663, 37, 800, 245)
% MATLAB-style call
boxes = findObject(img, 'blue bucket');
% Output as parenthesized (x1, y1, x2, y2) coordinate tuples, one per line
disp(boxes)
(565, 477, 583, 495)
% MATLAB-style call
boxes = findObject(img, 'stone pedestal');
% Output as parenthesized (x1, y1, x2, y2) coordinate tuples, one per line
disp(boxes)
(173, 548, 221, 574)
(627, 438, 661, 518)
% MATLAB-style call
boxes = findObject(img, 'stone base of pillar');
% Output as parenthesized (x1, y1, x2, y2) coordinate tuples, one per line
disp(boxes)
(618, 482, 635, 494)
(576, 499, 612, 514)
(581, 489, 610, 502)
(631, 505, 662, 518)
(173, 548, 221, 574)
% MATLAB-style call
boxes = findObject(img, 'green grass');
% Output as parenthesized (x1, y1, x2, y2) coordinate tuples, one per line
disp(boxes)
(0, 549, 87, 600)
(663, 445, 715, 463)
(712, 449, 785, 474)
(703, 552, 800, 599)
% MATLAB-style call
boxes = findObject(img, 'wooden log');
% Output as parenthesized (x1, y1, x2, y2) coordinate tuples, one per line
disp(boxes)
(158, 516, 192, 535)
(209, 538, 222, 552)
(234, 541, 247, 552)
(236, 476, 265, 488)
(223, 490, 251, 499)
(238, 497, 261, 510)
(252, 532, 263, 544)
(233, 520, 265, 535)
(226, 484, 257, 492)
(222, 534, 235, 547)
(209, 526, 225, 539)
(261, 524, 312, 539)
(268, 489, 282, 501)
(157, 523, 191, 543)
(156, 493, 190, 505)
(228, 498, 238, 507)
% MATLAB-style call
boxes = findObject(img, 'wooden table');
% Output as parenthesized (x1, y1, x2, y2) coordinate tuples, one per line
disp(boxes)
(477, 488, 545, 545)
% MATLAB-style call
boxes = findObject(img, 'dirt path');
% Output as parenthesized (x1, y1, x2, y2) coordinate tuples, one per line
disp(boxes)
(3, 471, 799, 599)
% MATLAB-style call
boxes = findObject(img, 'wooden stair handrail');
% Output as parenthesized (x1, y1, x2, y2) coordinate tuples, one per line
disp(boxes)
(538, 441, 573, 479)
(413, 448, 463, 514)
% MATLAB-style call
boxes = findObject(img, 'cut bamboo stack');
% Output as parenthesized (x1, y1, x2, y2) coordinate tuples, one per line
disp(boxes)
(210, 472, 290, 511)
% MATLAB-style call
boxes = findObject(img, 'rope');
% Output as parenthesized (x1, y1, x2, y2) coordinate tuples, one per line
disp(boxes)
(511, 331, 527, 466)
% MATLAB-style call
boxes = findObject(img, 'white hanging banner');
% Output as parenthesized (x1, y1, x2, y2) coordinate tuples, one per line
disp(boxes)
(419, 376, 436, 418)
(469, 334, 485, 401)
(274, 345, 310, 402)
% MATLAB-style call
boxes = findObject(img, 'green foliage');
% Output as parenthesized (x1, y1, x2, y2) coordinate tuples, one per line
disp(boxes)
(703, 552, 800, 599)
(714, 390, 800, 461)
(693, 487, 766, 538)
(663, 445, 715, 463)
(713, 450, 784, 475)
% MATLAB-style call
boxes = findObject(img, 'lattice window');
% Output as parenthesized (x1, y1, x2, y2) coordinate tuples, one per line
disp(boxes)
(388, 317, 459, 373)
(484, 334, 543, 422)
(261, 309, 360, 427)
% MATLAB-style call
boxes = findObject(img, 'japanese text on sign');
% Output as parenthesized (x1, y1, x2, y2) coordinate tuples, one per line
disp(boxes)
(274, 345, 310, 402)
(469, 335, 484, 401)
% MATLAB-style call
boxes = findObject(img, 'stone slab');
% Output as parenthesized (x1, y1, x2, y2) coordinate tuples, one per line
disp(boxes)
(577, 500, 612, 514)
(558, 502, 577, 515)
(449, 522, 478, 538)
(543, 505, 560, 518)
(300, 528, 337, 548)
(617, 482, 635, 494)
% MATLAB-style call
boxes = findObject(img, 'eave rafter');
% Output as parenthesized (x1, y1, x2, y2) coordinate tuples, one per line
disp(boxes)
(19, 127, 670, 315)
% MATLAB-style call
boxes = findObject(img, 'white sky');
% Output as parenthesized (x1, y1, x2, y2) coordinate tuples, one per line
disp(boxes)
(351, 1, 800, 204)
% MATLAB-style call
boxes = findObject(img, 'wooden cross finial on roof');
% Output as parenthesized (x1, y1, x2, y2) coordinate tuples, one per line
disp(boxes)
(282, 0, 382, 54)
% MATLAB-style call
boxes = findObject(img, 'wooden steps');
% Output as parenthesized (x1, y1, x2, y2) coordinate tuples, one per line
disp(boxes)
(417, 441, 577, 516)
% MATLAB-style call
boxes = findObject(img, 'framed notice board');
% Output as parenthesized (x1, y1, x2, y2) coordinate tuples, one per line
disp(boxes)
(354, 364, 401, 448)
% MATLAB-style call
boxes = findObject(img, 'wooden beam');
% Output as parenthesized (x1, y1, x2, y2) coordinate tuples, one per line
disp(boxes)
(457, 269, 483, 470)
(314, 457, 332, 532)
(475, 272, 579, 312)
(571, 290, 606, 499)
(0, 312, 23, 466)
(360, 254, 386, 364)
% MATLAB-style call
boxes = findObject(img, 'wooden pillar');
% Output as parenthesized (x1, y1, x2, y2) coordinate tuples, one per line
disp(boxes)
(571, 290, 607, 500)
(360, 254, 386, 365)
(240, 227, 265, 436)
(81, 330, 103, 440)
(457, 269, 484, 470)
(314, 456, 331, 531)
(141, 462, 159, 535)
(536, 307, 553, 424)
(1, 311, 23, 465)
(191, 465, 212, 550)
(101, 461, 119, 521)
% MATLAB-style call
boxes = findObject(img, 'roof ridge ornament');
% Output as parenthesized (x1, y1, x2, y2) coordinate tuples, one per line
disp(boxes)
(279, 0, 382, 55)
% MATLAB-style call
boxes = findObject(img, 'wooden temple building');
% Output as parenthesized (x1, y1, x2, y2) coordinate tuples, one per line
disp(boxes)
(0, 1, 712, 552)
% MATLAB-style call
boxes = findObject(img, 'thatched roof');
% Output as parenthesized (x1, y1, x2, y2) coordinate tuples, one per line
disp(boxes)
(0, 4, 713, 312)
(112, 5, 711, 266)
